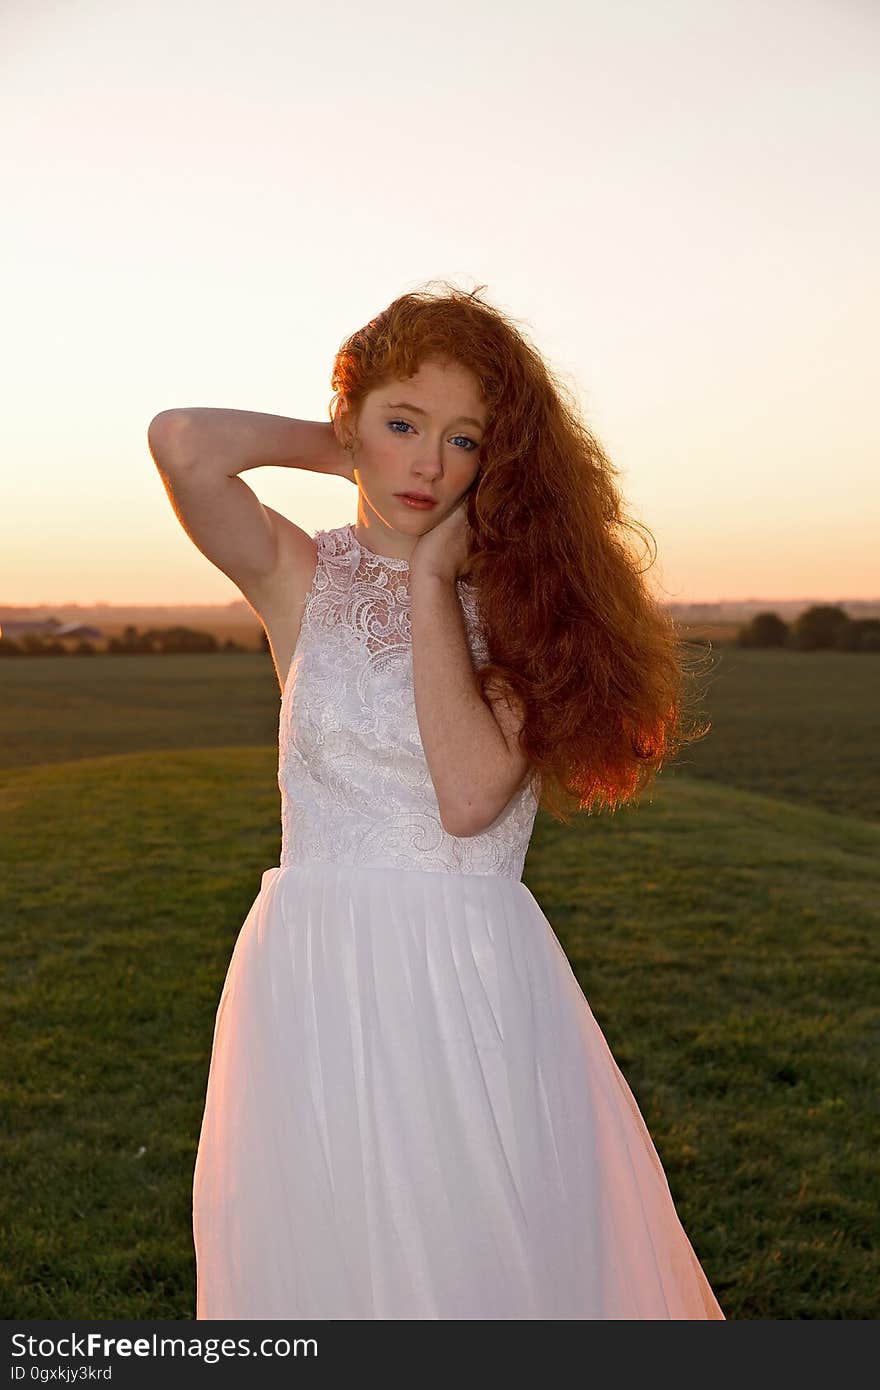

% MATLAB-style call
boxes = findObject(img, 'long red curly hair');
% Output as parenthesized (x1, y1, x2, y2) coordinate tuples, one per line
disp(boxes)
(328, 280, 712, 824)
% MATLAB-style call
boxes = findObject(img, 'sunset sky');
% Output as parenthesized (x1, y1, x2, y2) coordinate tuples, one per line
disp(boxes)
(2, 0, 876, 607)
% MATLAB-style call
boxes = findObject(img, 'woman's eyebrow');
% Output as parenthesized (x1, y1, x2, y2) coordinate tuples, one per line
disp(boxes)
(385, 401, 484, 430)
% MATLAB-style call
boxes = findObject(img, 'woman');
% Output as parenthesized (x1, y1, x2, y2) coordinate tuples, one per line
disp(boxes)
(148, 280, 725, 1319)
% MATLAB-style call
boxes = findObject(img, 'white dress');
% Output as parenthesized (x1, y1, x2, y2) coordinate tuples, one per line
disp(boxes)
(192, 521, 725, 1320)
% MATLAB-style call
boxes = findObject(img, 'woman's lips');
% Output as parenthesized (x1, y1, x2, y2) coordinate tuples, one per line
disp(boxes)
(395, 493, 438, 509)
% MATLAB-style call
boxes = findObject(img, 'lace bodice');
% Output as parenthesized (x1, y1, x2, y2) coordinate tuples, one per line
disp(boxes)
(278, 522, 540, 879)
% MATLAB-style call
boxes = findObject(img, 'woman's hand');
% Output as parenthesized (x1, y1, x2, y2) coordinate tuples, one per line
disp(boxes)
(409, 493, 473, 583)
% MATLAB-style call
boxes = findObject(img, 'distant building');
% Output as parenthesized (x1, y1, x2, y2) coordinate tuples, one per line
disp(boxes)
(0, 617, 104, 640)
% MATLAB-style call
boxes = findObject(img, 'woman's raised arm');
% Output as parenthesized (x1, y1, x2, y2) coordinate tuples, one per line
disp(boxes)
(146, 409, 354, 606)
(148, 408, 354, 480)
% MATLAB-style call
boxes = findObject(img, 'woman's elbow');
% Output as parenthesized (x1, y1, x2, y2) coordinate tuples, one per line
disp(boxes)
(440, 755, 529, 838)
(440, 797, 501, 839)
(439, 800, 484, 838)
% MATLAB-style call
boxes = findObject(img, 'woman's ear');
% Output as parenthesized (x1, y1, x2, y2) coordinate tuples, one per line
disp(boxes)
(332, 401, 361, 457)
(331, 415, 349, 453)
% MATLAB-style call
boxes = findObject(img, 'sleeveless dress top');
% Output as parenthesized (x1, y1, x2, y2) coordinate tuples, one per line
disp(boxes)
(278, 521, 541, 878)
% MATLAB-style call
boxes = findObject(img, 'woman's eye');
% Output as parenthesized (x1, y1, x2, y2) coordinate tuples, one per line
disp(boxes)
(387, 420, 477, 451)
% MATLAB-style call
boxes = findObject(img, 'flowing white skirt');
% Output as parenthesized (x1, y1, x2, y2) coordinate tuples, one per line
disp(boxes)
(192, 862, 725, 1320)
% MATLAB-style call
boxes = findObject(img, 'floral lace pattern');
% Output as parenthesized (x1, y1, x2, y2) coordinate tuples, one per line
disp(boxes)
(277, 523, 540, 878)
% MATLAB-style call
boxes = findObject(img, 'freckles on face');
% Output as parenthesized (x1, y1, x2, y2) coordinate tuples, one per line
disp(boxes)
(355, 364, 487, 501)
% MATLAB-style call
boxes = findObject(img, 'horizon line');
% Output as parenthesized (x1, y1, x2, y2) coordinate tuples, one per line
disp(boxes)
(3, 596, 879, 611)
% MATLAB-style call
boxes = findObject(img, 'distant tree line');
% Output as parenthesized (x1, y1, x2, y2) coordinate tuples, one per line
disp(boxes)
(738, 604, 880, 652)
(0, 624, 266, 657)
(2, 609, 876, 657)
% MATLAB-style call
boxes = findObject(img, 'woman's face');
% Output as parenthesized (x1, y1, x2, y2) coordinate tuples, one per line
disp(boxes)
(344, 357, 487, 538)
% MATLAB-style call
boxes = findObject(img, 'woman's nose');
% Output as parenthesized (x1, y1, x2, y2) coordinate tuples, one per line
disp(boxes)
(414, 442, 445, 477)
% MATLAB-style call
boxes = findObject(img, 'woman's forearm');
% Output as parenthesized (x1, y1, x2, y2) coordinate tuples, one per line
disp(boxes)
(409, 572, 514, 837)
(149, 408, 353, 481)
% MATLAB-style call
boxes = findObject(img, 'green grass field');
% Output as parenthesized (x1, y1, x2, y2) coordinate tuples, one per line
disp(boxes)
(1, 648, 878, 1319)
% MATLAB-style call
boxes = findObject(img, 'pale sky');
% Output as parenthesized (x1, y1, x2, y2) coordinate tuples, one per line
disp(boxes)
(2, 0, 877, 606)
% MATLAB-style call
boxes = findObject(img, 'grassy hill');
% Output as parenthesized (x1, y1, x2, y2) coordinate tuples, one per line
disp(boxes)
(0, 650, 878, 1318)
